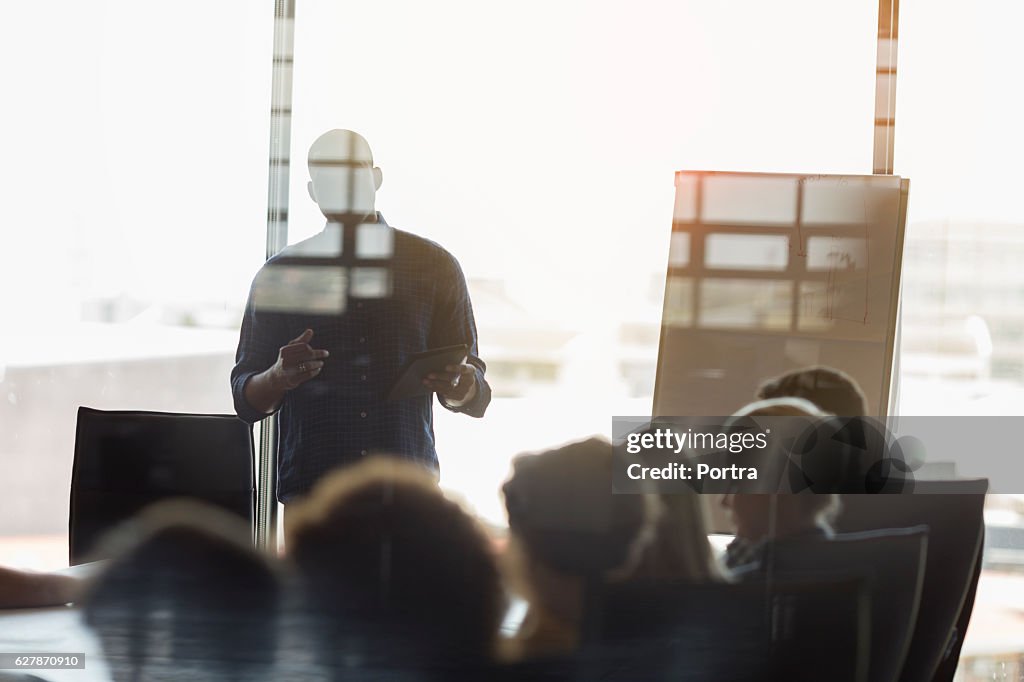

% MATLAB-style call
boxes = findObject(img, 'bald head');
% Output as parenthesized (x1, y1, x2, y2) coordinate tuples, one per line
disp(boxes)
(307, 129, 382, 222)
(308, 129, 374, 167)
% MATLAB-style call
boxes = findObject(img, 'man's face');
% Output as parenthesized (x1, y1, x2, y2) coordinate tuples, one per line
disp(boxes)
(310, 160, 377, 221)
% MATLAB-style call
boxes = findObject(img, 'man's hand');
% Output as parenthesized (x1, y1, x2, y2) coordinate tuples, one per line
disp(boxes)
(271, 329, 330, 390)
(423, 363, 477, 403)
(244, 329, 329, 415)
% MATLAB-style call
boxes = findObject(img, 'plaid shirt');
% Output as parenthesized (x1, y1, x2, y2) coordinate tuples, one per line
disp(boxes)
(231, 216, 490, 501)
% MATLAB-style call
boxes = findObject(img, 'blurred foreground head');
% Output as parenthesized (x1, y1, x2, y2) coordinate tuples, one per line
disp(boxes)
(82, 500, 282, 682)
(500, 437, 661, 659)
(503, 436, 658, 580)
(285, 457, 505, 666)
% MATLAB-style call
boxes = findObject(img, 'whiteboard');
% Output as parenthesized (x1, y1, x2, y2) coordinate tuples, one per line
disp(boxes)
(653, 171, 909, 418)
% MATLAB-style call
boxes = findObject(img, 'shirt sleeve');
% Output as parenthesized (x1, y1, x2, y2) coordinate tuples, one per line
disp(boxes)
(429, 250, 491, 418)
(230, 277, 283, 424)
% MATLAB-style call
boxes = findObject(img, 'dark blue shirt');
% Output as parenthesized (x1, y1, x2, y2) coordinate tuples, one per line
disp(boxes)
(231, 216, 490, 501)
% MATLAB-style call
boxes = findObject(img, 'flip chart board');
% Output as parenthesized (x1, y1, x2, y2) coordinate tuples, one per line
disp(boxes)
(653, 171, 909, 418)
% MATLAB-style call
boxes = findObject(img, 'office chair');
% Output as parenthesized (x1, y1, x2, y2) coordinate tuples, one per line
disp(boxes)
(758, 526, 928, 682)
(69, 407, 255, 564)
(582, 577, 870, 682)
(837, 480, 988, 682)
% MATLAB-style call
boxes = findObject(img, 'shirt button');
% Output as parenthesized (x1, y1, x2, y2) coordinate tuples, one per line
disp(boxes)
(360, 450, 367, 456)
(360, 411, 367, 418)
(361, 374, 367, 381)
(359, 337, 366, 343)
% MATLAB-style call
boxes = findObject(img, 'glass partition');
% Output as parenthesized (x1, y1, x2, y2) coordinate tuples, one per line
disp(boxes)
(896, 1, 1024, 676)
(0, 0, 274, 569)
(287, 0, 877, 526)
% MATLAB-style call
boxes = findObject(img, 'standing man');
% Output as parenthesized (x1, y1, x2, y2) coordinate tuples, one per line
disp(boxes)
(231, 129, 490, 503)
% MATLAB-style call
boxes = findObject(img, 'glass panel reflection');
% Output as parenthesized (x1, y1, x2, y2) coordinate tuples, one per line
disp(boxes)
(669, 233, 690, 268)
(705, 234, 788, 271)
(701, 175, 798, 225)
(252, 264, 348, 315)
(699, 279, 791, 330)
(663, 276, 694, 327)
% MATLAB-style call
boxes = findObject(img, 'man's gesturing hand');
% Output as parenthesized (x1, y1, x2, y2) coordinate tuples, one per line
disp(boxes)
(273, 329, 329, 391)
(423, 363, 477, 403)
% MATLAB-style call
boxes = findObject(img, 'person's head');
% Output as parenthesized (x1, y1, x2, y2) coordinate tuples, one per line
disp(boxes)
(720, 398, 841, 542)
(756, 366, 869, 417)
(82, 499, 283, 682)
(306, 129, 382, 222)
(501, 437, 659, 624)
(285, 457, 505, 665)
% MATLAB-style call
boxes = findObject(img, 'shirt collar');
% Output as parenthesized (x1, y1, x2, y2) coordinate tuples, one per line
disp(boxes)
(324, 212, 388, 231)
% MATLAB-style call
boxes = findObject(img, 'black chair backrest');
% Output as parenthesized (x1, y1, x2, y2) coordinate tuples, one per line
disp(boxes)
(70, 407, 255, 564)
(582, 578, 869, 682)
(930, 523, 983, 682)
(759, 527, 928, 682)
(837, 480, 988, 682)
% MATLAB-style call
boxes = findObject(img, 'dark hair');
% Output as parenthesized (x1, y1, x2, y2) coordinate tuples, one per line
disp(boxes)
(502, 437, 655, 577)
(756, 366, 869, 417)
(285, 457, 505, 667)
(82, 500, 282, 682)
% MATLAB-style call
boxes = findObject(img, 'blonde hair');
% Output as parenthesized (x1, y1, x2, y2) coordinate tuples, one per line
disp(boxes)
(631, 490, 725, 581)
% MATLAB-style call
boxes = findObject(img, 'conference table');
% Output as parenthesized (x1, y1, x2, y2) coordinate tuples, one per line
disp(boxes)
(0, 564, 107, 682)
(0, 537, 737, 680)
(0, 557, 332, 682)
(0, 607, 104, 681)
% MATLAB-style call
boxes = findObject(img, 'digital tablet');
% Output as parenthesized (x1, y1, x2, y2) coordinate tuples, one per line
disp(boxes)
(386, 344, 469, 401)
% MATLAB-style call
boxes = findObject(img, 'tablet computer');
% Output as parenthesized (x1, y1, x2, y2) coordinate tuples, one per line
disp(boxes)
(386, 344, 469, 401)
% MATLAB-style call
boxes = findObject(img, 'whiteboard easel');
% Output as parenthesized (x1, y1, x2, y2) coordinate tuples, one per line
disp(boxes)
(653, 171, 909, 419)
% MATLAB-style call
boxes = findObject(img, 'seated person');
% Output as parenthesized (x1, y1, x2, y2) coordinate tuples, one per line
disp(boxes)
(500, 436, 660, 661)
(720, 398, 841, 574)
(284, 457, 506, 672)
(630, 489, 725, 582)
(756, 365, 869, 417)
(0, 566, 78, 609)
(756, 368, 894, 491)
(82, 499, 283, 682)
